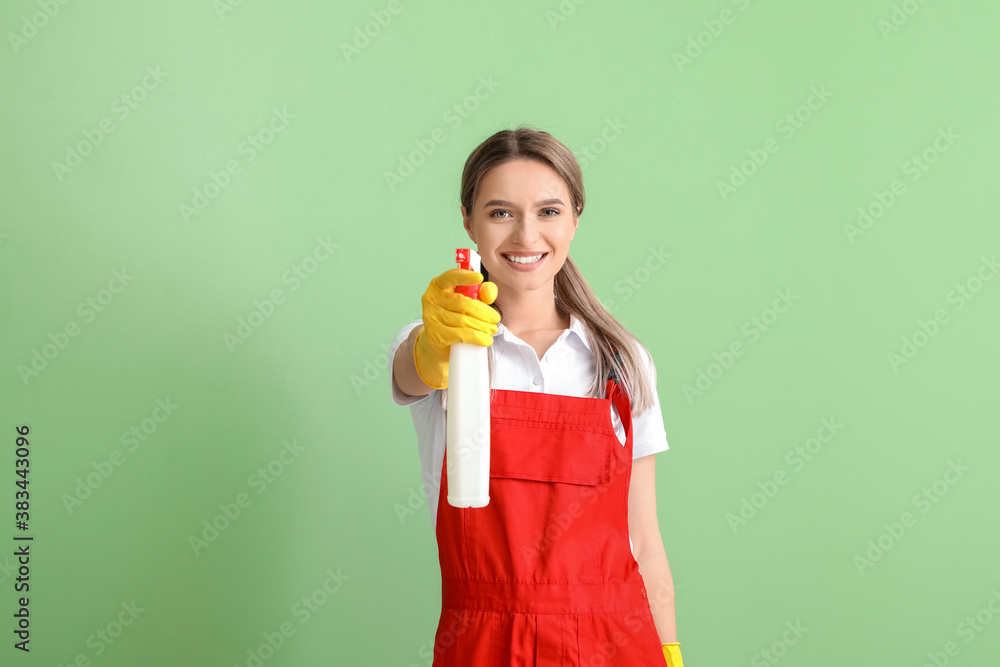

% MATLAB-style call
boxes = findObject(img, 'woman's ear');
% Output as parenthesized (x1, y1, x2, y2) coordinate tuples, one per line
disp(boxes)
(462, 205, 475, 242)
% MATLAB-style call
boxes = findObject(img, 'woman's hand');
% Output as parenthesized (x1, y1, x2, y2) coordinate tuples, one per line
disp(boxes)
(413, 268, 500, 389)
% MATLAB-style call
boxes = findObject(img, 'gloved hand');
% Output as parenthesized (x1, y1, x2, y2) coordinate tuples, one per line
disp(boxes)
(662, 642, 683, 667)
(413, 268, 501, 390)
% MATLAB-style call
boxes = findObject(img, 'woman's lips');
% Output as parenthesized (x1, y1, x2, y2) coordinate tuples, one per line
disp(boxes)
(502, 252, 548, 272)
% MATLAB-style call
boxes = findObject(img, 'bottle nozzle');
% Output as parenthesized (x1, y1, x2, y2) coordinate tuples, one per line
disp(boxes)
(455, 248, 481, 300)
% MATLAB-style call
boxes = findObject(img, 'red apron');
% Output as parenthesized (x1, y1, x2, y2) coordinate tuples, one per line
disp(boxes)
(433, 376, 666, 666)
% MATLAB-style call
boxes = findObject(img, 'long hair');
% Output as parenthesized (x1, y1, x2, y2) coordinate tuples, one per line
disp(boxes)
(459, 125, 655, 416)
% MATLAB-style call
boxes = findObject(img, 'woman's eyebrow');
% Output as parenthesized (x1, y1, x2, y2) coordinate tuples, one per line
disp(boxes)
(482, 198, 564, 208)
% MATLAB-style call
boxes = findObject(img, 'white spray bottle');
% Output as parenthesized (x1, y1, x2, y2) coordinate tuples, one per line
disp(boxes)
(446, 248, 491, 508)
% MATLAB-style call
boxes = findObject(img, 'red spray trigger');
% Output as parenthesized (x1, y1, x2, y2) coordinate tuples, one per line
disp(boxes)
(455, 248, 481, 300)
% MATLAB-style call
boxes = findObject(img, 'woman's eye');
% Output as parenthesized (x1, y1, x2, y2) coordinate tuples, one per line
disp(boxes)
(488, 208, 559, 219)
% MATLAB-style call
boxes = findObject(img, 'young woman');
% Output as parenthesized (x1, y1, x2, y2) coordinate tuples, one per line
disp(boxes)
(389, 126, 683, 666)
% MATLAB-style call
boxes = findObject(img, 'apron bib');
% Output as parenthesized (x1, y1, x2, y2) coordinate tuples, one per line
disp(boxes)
(432, 376, 665, 666)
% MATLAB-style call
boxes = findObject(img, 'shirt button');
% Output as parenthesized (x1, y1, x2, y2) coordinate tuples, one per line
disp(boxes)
(532, 377, 542, 385)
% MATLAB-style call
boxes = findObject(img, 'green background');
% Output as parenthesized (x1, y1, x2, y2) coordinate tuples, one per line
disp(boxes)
(2, 0, 999, 665)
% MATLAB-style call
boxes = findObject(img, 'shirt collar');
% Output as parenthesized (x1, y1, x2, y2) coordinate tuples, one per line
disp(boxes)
(495, 311, 592, 352)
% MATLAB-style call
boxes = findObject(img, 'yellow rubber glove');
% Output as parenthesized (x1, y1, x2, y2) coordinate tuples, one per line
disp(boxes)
(413, 268, 500, 389)
(662, 642, 683, 667)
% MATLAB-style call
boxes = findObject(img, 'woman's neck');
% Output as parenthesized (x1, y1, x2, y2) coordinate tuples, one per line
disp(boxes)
(496, 298, 568, 334)
(492, 275, 570, 331)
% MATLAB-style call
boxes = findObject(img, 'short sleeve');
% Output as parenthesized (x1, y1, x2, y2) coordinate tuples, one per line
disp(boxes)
(631, 345, 669, 459)
(387, 320, 435, 407)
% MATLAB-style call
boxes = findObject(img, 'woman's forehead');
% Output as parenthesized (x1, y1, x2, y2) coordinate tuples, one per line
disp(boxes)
(477, 160, 570, 204)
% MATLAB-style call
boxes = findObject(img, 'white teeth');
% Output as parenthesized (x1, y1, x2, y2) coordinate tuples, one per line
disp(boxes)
(504, 253, 544, 264)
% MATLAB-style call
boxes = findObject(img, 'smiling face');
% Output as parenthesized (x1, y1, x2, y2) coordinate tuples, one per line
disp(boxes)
(462, 159, 579, 298)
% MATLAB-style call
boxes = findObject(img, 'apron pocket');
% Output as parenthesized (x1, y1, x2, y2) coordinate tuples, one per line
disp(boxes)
(489, 419, 612, 485)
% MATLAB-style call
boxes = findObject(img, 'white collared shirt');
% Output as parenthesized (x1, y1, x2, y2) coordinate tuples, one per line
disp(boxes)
(387, 312, 669, 531)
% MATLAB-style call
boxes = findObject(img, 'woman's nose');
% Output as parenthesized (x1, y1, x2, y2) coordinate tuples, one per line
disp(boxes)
(511, 220, 538, 245)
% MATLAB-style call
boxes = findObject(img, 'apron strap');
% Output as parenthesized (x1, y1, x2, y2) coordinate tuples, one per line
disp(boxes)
(604, 345, 633, 449)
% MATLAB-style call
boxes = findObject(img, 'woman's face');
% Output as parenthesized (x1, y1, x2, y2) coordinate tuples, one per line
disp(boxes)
(462, 159, 579, 297)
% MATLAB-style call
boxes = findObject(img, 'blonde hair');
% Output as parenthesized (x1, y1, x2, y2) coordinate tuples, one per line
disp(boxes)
(459, 125, 655, 416)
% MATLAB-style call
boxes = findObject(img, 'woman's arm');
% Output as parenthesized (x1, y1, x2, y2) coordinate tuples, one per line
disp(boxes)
(629, 454, 678, 643)
(393, 324, 435, 398)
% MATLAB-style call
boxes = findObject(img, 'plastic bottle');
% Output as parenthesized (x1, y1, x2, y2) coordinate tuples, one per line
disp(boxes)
(446, 248, 491, 508)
